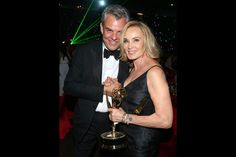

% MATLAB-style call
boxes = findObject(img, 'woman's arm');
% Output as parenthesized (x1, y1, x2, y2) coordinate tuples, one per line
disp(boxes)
(109, 67, 173, 129)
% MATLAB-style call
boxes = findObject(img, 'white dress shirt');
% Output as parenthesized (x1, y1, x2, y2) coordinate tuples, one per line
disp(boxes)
(95, 44, 119, 112)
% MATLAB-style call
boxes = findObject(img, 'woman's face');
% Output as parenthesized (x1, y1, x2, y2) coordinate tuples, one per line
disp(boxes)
(123, 26, 145, 60)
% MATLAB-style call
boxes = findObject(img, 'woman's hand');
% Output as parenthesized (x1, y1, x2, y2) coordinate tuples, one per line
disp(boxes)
(108, 107, 126, 123)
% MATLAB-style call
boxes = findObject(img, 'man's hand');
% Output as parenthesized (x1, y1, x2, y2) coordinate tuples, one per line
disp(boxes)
(103, 77, 121, 96)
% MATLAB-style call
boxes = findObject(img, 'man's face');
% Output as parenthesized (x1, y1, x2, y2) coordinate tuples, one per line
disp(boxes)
(100, 14, 127, 51)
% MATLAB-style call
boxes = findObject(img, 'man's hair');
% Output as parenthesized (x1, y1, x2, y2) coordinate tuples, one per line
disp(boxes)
(101, 4, 130, 23)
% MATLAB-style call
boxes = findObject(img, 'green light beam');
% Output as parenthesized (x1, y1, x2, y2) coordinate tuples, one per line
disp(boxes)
(71, 0, 95, 42)
(74, 17, 100, 41)
(77, 34, 101, 42)
(72, 34, 101, 45)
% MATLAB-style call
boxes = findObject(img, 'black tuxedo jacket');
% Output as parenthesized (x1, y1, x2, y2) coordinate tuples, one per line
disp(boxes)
(64, 39, 130, 142)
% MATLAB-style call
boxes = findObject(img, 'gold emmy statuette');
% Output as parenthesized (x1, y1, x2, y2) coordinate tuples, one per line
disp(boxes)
(100, 88, 127, 150)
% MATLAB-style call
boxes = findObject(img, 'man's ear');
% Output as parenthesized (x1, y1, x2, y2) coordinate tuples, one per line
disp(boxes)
(100, 23, 103, 34)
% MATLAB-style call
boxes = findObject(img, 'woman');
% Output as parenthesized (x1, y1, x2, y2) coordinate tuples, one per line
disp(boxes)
(108, 21, 173, 157)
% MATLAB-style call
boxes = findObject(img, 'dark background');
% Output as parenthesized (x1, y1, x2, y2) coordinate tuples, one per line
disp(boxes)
(59, 0, 177, 61)
(59, 0, 177, 40)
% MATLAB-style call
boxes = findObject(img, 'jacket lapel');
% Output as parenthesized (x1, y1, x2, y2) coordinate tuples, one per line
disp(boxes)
(118, 61, 130, 84)
(91, 41, 103, 84)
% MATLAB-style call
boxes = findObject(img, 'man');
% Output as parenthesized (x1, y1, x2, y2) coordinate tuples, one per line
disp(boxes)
(63, 4, 130, 157)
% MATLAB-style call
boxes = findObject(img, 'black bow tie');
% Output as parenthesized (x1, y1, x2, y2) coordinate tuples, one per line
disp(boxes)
(104, 49, 119, 60)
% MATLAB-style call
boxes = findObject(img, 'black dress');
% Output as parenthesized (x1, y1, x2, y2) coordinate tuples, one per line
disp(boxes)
(119, 65, 162, 157)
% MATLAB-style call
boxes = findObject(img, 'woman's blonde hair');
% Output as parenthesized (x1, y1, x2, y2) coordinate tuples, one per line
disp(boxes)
(119, 21, 161, 62)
